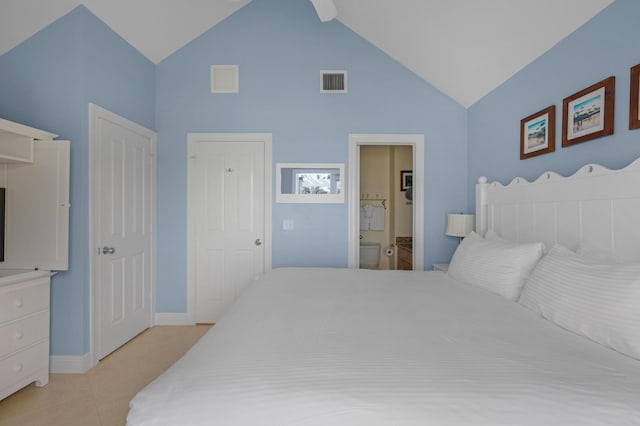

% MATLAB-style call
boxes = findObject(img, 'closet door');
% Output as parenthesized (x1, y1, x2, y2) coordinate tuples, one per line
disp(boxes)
(187, 134, 271, 323)
(93, 107, 155, 360)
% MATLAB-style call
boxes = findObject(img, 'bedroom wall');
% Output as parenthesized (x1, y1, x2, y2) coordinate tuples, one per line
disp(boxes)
(155, 0, 468, 312)
(0, 6, 155, 356)
(468, 0, 640, 206)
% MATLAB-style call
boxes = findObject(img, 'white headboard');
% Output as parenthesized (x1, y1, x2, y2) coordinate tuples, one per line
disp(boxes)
(476, 158, 640, 262)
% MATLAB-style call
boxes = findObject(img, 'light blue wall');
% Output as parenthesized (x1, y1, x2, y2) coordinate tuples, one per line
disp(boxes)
(468, 0, 640, 206)
(155, 0, 468, 311)
(0, 6, 155, 355)
(4, 0, 636, 355)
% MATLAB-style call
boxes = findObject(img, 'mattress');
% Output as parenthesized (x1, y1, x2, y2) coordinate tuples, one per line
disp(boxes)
(127, 268, 640, 425)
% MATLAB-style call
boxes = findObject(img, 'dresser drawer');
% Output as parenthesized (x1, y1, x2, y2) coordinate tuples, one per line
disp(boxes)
(0, 341, 49, 391)
(0, 278, 50, 324)
(0, 311, 49, 358)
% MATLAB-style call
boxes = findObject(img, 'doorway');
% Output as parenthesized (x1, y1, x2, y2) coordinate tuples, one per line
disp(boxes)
(359, 145, 413, 270)
(348, 134, 424, 270)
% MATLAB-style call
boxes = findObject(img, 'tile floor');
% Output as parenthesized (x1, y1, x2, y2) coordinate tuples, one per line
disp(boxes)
(0, 325, 211, 426)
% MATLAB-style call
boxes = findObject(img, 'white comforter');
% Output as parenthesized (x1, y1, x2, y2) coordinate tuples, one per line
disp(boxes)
(128, 268, 640, 425)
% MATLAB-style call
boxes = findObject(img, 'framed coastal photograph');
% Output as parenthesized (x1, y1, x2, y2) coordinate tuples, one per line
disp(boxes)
(400, 170, 412, 191)
(562, 76, 615, 147)
(520, 105, 555, 160)
(630, 64, 640, 130)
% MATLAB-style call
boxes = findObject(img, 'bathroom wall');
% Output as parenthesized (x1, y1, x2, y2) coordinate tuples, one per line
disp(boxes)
(360, 145, 393, 269)
(393, 146, 413, 239)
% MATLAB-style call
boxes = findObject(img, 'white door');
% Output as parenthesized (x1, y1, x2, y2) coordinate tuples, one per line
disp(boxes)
(91, 104, 156, 360)
(187, 134, 272, 323)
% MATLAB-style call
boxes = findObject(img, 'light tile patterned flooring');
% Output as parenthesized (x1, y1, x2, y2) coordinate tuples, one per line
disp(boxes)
(0, 325, 211, 426)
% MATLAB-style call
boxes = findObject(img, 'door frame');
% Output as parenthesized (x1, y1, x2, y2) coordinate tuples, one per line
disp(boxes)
(89, 103, 157, 368)
(186, 133, 272, 324)
(348, 134, 424, 270)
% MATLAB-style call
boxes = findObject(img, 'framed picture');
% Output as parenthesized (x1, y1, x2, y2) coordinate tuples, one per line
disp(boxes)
(400, 170, 412, 191)
(520, 105, 555, 160)
(562, 76, 615, 147)
(630, 64, 640, 130)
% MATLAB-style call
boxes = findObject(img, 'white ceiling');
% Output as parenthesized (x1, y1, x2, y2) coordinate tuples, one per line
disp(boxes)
(0, 0, 613, 107)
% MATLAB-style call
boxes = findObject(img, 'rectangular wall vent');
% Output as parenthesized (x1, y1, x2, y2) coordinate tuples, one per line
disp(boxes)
(321, 70, 347, 93)
(211, 65, 239, 94)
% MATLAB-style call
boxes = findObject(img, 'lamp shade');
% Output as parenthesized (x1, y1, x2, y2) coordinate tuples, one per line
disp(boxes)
(310, 0, 338, 22)
(445, 213, 475, 238)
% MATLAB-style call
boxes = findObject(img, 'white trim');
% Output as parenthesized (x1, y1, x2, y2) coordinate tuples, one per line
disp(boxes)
(89, 103, 157, 369)
(0, 117, 58, 140)
(348, 134, 425, 271)
(154, 312, 194, 326)
(186, 133, 273, 324)
(50, 353, 92, 374)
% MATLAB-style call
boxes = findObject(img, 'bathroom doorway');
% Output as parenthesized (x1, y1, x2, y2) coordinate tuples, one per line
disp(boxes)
(359, 145, 413, 270)
(347, 134, 425, 271)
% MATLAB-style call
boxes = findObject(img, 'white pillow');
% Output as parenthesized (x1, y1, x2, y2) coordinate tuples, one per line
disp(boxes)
(447, 231, 545, 300)
(519, 244, 640, 360)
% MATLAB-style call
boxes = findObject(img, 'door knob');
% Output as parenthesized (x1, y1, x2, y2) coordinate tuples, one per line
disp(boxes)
(102, 246, 115, 254)
(254, 239, 262, 246)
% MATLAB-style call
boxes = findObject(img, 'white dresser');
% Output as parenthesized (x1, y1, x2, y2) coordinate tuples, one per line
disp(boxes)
(0, 270, 51, 401)
(0, 118, 70, 400)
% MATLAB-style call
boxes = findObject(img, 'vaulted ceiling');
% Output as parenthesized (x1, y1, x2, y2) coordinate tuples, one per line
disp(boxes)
(0, 0, 613, 107)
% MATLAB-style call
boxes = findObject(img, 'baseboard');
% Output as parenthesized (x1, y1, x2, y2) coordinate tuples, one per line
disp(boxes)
(49, 315, 192, 374)
(50, 352, 92, 374)
(154, 312, 193, 326)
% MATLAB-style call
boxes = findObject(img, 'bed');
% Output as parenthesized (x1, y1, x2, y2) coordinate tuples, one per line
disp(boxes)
(127, 158, 640, 425)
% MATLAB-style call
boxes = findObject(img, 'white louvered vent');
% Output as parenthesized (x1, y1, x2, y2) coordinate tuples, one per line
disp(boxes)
(321, 70, 347, 93)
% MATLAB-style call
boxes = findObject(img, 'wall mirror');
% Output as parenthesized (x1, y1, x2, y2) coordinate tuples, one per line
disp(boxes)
(276, 163, 344, 203)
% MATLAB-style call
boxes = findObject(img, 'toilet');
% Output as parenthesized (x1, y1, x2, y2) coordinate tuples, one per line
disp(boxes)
(359, 242, 381, 269)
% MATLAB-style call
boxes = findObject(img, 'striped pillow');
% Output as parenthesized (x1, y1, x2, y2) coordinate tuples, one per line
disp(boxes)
(519, 245, 640, 360)
(447, 231, 545, 301)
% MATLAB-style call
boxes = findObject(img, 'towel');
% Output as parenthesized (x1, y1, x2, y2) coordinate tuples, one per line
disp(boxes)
(363, 204, 374, 218)
(369, 206, 385, 231)
(360, 205, 372, 230)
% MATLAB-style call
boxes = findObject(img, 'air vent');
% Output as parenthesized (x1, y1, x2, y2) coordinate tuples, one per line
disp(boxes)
(321, 70, 347, 93)
(211, 65, 239, 94)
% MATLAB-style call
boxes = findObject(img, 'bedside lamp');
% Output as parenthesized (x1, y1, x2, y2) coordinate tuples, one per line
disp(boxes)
(445, 213, 475, 243)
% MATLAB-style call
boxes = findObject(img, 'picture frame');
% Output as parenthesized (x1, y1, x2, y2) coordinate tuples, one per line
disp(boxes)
(630, 64, 640, 130)
(520, 105, 555, 160)
(400, 170, 412, 191)
(562, 76, 615, 147)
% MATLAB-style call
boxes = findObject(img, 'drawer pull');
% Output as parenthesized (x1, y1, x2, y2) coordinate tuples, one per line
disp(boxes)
(14, 330, 25, 340)
(13, 363, 24, 373)
(13, 298, 24, 308)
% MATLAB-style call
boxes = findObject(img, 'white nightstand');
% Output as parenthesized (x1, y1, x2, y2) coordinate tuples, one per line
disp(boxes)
(432, 263, 449, 272)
